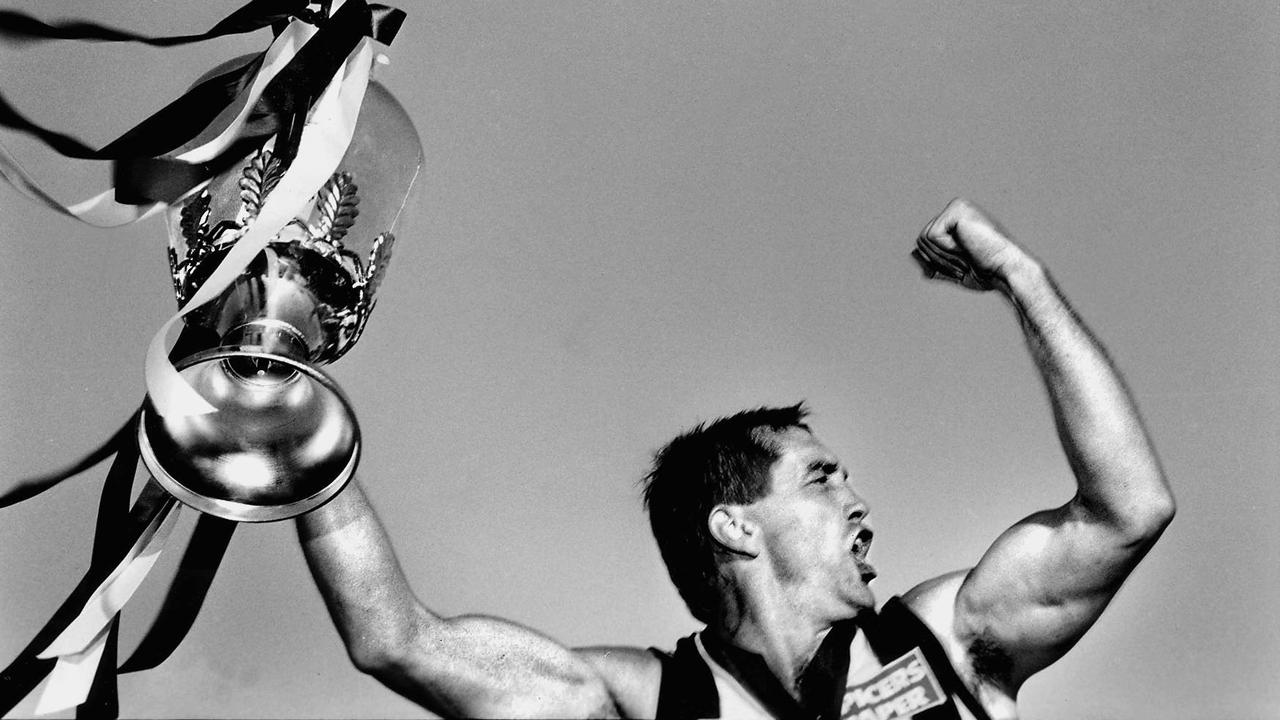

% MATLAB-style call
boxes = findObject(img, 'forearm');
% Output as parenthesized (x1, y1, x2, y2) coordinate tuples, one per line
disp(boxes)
(297, 482, 621, 716)
(1001, 254, 1174, 535)
(917, 200, 1176, 688)
(297, 480, 428, 670)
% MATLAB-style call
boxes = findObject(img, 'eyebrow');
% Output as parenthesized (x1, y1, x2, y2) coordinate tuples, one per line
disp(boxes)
(806, 459, 839, 475)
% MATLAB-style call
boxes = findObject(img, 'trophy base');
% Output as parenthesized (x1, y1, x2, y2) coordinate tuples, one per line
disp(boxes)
(138, 347, 361, 522)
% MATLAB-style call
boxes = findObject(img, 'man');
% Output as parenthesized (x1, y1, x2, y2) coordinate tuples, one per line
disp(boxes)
(296, 199, 1175, 719)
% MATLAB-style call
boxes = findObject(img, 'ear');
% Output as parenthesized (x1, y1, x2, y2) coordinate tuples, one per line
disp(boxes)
(708, 504, 759, 557)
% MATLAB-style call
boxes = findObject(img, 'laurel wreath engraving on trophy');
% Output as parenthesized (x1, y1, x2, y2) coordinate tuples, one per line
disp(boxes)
(166, 148, 397, 361)
(312, 171, 359, 243)
(238, 149, 285, 222)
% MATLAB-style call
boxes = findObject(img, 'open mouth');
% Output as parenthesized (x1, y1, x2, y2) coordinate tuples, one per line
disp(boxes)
(851, 528, 873, 559)
(851, 528, 876, 581)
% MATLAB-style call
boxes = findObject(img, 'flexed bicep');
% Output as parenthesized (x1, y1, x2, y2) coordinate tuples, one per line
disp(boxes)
(950, 495, 1166, 691)
(909, 199, 1175, 695)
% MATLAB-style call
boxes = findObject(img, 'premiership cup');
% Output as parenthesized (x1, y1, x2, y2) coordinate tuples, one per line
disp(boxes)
(137, 81, 423, 522)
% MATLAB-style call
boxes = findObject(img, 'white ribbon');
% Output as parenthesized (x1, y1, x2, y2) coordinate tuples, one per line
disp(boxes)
(145, 34, 374, 416)
(31, 496, 181, 714)
(10, 7, 380, 714)
(32, 627, 109, 716)
(38, 500, 181, 659)
(0, 18, 319, 228)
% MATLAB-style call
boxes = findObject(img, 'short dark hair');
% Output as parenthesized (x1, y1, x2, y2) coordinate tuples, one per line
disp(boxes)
(642, 403, 810, 624)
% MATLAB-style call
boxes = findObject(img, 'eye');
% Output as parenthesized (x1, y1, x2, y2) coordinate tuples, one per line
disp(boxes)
(809, 462, 840, 486)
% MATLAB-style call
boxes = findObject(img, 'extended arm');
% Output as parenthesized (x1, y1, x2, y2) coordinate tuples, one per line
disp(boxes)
(296, 480, 655, 718)
(907, 199, 1175, 693)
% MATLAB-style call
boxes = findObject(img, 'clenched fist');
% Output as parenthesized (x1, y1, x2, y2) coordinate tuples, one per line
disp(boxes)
(912, 199, 1037, 293)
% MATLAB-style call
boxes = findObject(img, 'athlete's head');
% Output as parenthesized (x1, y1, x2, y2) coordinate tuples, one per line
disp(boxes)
(642, 403, 812, 623)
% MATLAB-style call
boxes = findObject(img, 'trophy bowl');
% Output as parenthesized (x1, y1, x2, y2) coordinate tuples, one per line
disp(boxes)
(137, 81, 423, 522)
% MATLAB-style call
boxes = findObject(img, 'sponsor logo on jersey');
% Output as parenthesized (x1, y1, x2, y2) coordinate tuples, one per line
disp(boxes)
(841, 647, 946, 720)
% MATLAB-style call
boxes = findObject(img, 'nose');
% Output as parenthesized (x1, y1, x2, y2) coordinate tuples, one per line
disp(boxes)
(841, 475, 869, 522)
(847, 498, 869, 522)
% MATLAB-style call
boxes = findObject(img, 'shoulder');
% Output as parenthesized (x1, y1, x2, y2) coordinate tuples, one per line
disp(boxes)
(897, 570, 970, 678)
(900, 569, 968, 628)
(900, 571, 1018, 712)
(901, 573, 986, 679)
(577, 645, 664, 719)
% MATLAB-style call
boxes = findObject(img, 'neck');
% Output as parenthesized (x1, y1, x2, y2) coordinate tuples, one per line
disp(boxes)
(712, 584, 835, 695)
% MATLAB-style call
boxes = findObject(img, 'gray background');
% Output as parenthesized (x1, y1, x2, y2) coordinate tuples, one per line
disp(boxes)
(1, 2, 1276, 718)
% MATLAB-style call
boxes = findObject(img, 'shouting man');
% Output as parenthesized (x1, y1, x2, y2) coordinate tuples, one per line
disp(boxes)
(296, 199, 1174, 719)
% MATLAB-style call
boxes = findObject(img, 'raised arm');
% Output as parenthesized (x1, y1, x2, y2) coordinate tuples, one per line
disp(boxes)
(296, 480, 659, 718)
(905, 199, 1175, 695)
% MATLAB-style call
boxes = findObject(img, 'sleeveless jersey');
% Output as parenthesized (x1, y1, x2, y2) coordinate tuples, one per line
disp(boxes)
(652, 597, 992, 720)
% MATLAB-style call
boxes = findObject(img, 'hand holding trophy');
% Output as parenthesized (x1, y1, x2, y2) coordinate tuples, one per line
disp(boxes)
(0, 2, 423, 715)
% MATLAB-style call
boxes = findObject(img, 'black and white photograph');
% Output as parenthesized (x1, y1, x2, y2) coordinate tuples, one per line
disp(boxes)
(1, 2, 1275, 718)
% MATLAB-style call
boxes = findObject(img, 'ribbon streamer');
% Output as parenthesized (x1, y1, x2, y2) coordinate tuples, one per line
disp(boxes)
(0, 327, 216, 508)
(0, 3, 402, 715)
(0, 479, 154, 718)
(31, 630, 110, 716)
(0, 1, 307, 46)
(10, 24, 377, 714)
(0, 12, 317, 226)
(29, 496, 181, 715)
(38, 498, 182, 661)
(0, 2, 404, 47)
(146, 33, 375, 416)
(69, 424, 141, 720)
(0, 412, 138, 510)
(119, 514, 238, 673)
(77, 628, 120, 719)
(0, 0, 403, 224)
(0, 329, 213, 718)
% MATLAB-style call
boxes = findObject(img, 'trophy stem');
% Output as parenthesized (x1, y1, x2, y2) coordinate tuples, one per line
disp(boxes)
(221, 319, 310, 383)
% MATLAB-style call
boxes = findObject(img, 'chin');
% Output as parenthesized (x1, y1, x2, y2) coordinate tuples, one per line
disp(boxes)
(831, 587, 876, 620)
(850, 584, 878, 612)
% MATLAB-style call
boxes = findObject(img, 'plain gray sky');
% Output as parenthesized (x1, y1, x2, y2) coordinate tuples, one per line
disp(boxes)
(2, 2, 1277, 718)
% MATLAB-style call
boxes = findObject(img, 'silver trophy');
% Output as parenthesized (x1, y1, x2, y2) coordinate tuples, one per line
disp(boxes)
(137, 82, 424, 522)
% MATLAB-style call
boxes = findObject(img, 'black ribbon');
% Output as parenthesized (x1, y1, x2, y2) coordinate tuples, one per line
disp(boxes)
(0, 326, 217, 508)
(0, 1, 308, 46)
(0, 327, 222, 718)
(0, 0, 406, 205)
(0, 2, 404, 46)
(75, 426, 141, 720)
(0, 414, 137, 509)
(119, 514, 237, 673)
(0, 2, 408, 713)
(0, 423, 143, 718)
(77, 624, 120, 719)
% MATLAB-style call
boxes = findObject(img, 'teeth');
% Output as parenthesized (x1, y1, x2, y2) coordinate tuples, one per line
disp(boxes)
(851, 531, 870, 554)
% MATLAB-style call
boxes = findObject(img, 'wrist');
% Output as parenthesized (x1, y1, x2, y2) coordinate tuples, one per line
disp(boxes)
(999, 253, 1066, 324)
(995, 249, 1048, 298)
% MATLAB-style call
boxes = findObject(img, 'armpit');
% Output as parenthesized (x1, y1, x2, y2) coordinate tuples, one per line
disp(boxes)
(969, 634, 1014, 688)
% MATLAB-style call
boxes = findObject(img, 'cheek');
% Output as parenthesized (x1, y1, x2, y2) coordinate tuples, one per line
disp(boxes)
(767, 519, 834, 585)
(771, 547, 809, 586)
(755, 499, 846, 582)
